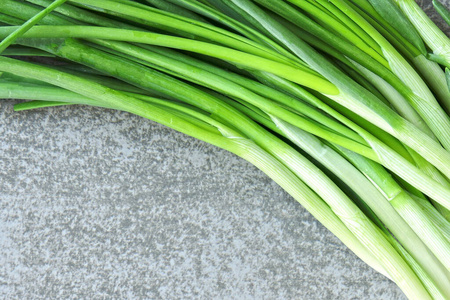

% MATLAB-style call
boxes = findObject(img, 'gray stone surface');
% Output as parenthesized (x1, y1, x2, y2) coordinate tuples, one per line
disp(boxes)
(1, 1, 448, 299)
(0, 103, 405, 299)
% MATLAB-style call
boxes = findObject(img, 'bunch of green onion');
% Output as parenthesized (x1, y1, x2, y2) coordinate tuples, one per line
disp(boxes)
(2, 0, 450, 298)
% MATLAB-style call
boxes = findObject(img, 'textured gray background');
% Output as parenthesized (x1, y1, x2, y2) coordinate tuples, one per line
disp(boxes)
(0, 1, 447, 299)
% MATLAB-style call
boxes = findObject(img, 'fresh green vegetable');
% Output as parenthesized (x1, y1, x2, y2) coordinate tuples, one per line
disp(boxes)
(2, 0, 450, 298)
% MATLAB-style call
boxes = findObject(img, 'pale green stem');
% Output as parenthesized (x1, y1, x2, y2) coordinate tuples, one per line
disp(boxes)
(413, 195, 450, 243)
(349, 59, 434, 137)
(272, 117, 450, 296)
(395, 0, 450, 66)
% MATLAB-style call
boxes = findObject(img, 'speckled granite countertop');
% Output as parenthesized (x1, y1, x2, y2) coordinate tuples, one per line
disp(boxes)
(0, 1, 447, 299)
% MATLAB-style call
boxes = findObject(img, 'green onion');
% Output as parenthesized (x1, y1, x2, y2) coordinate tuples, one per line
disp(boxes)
(3, 0, 450, 297)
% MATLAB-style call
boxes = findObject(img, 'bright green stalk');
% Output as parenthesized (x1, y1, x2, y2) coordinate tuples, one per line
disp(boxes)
(25, 0, 143, 29)
(0, 25, 337, 94)
(284, 0, 386, 63)
(0, 0, 67, 54)
(15, 101, 71, 110)
(129, 44, 365, 145)
(144, 0, 209, 22)
(68, 0, 306, 69)
(166, 0, 293, 56)
(307, 0, 383, 55)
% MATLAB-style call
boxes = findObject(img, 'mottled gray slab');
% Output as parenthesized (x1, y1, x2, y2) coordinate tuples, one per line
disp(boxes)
(1, 1, 448, 299)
